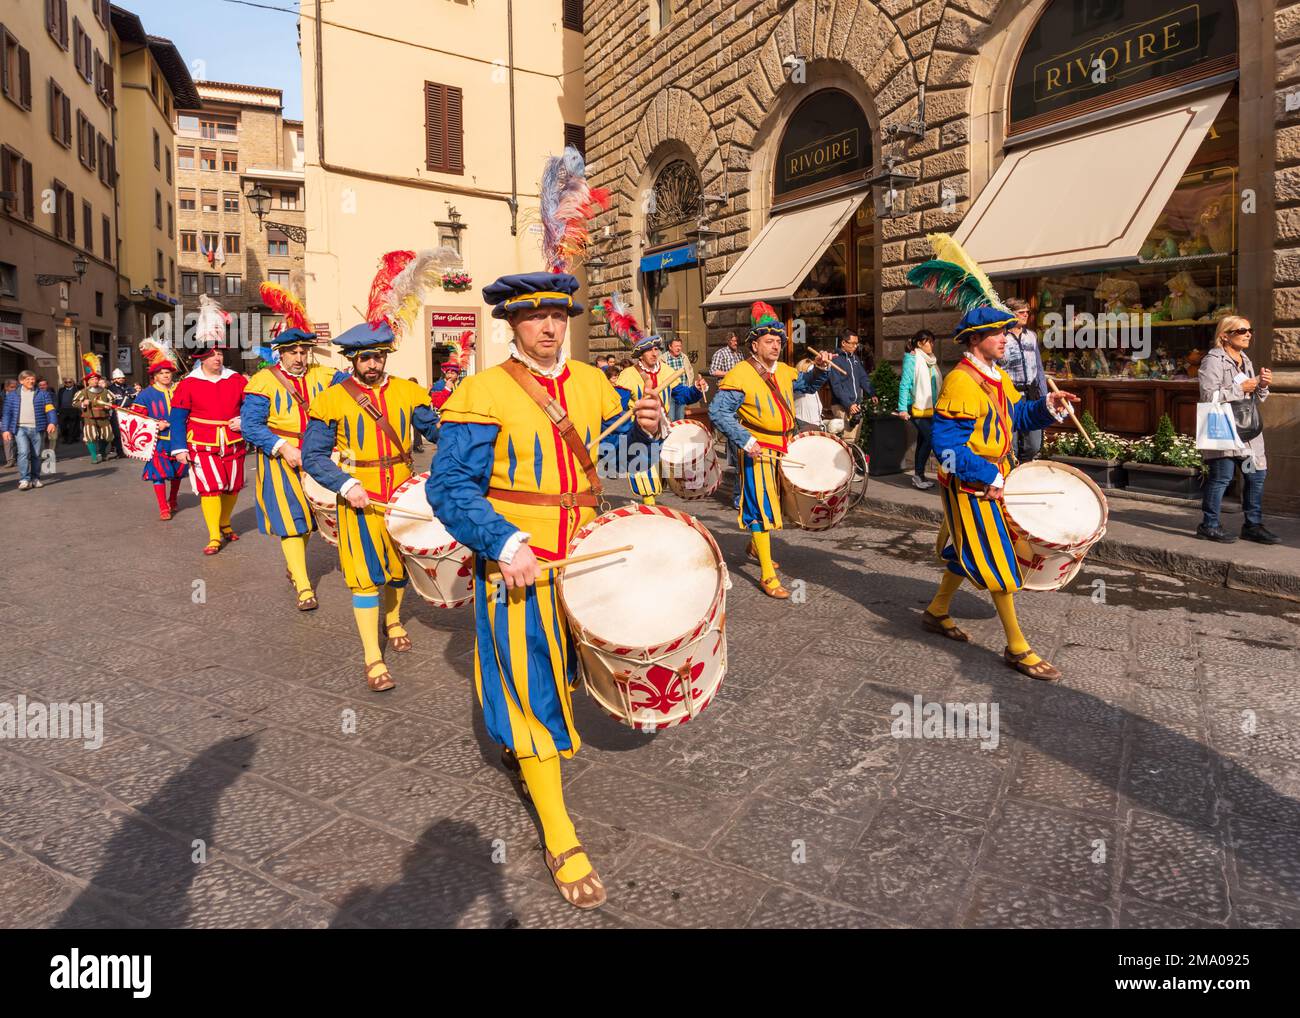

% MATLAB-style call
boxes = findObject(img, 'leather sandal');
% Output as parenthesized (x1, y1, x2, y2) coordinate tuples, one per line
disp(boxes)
(296, 590, 319, 611)
(921, 610, 970, 642)
(760, 576, 790, 599)
(386, 625, 413, 652)
(221, 527, 239, 543)
(544, 844, 606, 910)
(500, 747, 532, 801)
(1003, 647, 1061, 682)
(366, 661, 395, 692)
(203, 540, 222, 556)
(746, 542, 779, 570)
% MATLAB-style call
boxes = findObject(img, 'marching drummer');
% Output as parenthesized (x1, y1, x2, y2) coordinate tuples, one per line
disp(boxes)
(602, 292, 706, 505)
(426, 262, 668, 909)
(708, 301, 831, 599)
(301, 252, 441, 692)
(241, 304, 341, 612)
(907, 237, 1079, 680)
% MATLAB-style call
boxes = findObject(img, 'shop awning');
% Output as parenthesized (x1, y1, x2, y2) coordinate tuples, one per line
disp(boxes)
(1, 340, 58, 363)
(953, 89, 1230, 277)
(701, 192, 863, 308)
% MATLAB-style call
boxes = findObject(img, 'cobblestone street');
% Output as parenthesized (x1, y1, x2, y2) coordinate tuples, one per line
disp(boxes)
(2, 448, 1299, 929)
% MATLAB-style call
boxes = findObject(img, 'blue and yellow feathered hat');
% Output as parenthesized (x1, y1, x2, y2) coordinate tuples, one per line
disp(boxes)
(484, 272, 584, 320)
(747, 301, 786, 343)
(906, 233, 1016, 342)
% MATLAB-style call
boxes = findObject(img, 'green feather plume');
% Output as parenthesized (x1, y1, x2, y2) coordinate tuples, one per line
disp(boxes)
(906, 232, 1008, 313)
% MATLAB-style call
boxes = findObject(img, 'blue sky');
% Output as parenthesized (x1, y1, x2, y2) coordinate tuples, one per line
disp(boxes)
(120, 0, 303, 119)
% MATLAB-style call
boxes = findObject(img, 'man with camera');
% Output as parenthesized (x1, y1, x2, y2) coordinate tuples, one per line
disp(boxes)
(828, 331, 874, 444)
(998, 298, 1047, 464)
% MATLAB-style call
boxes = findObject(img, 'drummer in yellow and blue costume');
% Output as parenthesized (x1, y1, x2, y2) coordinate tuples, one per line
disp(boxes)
(708, 301, 831, 599)
(241, 328, 342, 611)
(301, 320, 440, 692)
(427, 271, 668, 910)
(922, 304, 1078, 680)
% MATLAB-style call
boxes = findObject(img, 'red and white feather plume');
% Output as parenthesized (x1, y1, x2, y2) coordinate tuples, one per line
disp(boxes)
(540, 146, 611, 273)
(595, 291, 644, 349)
(365, 247, 461, 340)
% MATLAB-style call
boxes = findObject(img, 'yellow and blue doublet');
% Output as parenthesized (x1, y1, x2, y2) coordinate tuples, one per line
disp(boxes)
(427, 357, 657, 761)
(931, 358, 1056, 592)
(613, 362, 701, 499)
(302, 375, 439, 597)
(708, 357, 827, 532)
(241, 364, 339, 538)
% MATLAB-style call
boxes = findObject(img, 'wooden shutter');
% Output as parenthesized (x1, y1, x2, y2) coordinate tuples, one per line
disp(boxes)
(563, 0, 584, 32)
(62, 92, 70, 144)
(446, 85, 463, 173)
(48, 78, 55, 138)
(564, 122, 585, 159)
(65, 188, 74, 243)
(18, 46, 30, 109)
(21, 159, 33, 220)
(73, 18, 81, 76)
(424, 81, 464, 174)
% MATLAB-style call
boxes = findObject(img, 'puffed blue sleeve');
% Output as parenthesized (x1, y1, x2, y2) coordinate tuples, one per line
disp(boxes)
(330, 369, 350, 385)
(669, 381, 702, 408)
(302, 417, 352, 494)
(597, 391, 661, 474)
(931, 414, 1000, 486)
(1010, 397, 1057, 434)
(426, 422, 519, 559)
(709, 388, 753, 450)
(413, 405, 440, 443)
(240, 393, 277, 455)
(794, 367, 829, 396)
(167, 405, 190, 447)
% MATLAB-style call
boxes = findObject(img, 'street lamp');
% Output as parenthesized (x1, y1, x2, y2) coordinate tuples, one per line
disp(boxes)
(244, 183, 272, 230)
(867, 157, 917, 220)
(72, 254, 88, 281)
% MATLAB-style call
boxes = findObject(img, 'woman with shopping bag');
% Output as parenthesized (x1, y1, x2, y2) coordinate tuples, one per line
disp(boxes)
(1195, 316, 1279, 544)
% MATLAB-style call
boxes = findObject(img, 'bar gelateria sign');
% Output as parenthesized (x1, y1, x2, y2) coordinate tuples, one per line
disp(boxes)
(1009, 0, 1236, 133)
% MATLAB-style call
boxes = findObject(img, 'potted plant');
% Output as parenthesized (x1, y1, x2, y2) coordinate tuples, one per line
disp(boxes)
(861, 360, 906, 476)
(1044, 411, 1129, 489)
(1122, 413, 1205, 499)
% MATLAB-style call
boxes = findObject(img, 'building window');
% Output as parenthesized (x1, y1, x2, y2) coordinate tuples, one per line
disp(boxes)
(177, 146, 194, 170)
(154, 190, 162, 228)
(167, 201, 173, 239)
(102, 213, 110, 257)
(267, 228, 289, 257)
(180, 231, 196, 252)
(267, 269, 290, 288)
(0, 146, 19, 215)
(221, 151, 237, 173)
(200, 148, 216, 171)
(95, 291, 102, 317)
(49, 80, 71, 147)
(51, 179, 67, 239)
(163, 93, 170, 117)
(46, 1, 69, 50)
(223, 191, 239, 213)
(1, 29, 32, 111)
(278, 188, 299, 210)
(217, 120, 237, 139)
(564, 123, 585, 159)
(563, 0, 584, 32)
(225, 274, 242, 296)
(82, 200, 92, 253)
(181, 272, 198, 295)
(93, 0, 108, 28)
(202, 232, 219, 257)
(152, 129, 160, 169)
(62, 185, 74, 243)
(165, 148, 172, 183)
(150, 72, 158, 101)
(20, 158, 32, 220)
(76, 110, 96, 170)
(203, 274, 221, 296)
(224, 233, 240, 255)
(177, 113, 199, 134)
(97, 133, 109, 184)
(201, 189, 218, 213)
(179, 188, 195, 211)
(169, 257, 175, 293)
(423, 81, 464, 174)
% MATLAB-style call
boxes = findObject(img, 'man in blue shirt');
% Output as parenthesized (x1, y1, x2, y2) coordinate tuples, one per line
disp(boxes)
(828, 332, 874, 443)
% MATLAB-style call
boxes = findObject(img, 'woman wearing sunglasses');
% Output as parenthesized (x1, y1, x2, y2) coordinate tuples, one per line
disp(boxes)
(1197, 316, 1279, 544)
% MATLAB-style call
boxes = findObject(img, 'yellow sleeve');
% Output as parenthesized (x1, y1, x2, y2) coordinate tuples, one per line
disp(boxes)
(307, 384, 343, 424)
(599, 372, 624, 421)
(718, 362, 750, 393)
(395, 376, 431, 409)
(243, 369, 278, 399)
(935, 370, 986, 420)
(997, 368, 1022, 406)
(614, 365, 643, 394)
(438, 372, 498, 426)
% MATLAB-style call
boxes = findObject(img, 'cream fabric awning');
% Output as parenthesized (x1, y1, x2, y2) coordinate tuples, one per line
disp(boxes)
(701, 192, 864, 308)
(1, 340, 58, 363)
(954, 89, 1230, 277)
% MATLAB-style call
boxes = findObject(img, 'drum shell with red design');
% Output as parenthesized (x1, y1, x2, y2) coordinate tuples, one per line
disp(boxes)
(558, 504, 730, 730)
(300, 460, 341, 547)
(384, 472, 474, 609)
(779, 430, 859, 531)
(1001, 460, 1108, 592)
(659, 418, 721, 501)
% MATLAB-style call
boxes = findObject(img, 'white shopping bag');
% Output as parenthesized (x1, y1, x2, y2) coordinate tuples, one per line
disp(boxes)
(1195, 393, 1244, 452)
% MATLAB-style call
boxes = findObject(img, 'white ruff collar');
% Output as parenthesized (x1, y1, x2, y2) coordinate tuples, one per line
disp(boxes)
(963, 352, 1001, 382)
(510, 341, 566, 379)
(187, 363, 236, 382)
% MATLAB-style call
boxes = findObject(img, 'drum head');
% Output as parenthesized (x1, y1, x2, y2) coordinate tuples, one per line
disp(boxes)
(1004, 461, 1106, 546)
(561, 510, 721, 649)
(386, 473, 457, 552)
(660, 420, 712, 467)
(783, 433, 853, 492)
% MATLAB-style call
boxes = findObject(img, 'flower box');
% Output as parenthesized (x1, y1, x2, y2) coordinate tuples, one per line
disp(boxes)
(1046, 454, 1128, 490)
(1121, 461, 1204, 499)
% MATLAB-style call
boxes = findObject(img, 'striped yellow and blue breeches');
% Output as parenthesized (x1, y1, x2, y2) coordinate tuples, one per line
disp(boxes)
(253, 450, 315, 539)
(337, 501, 407, 595)
(471, 556, 580, 762)
(736, 447, 782, 532)
(936, 480, 1024, 592)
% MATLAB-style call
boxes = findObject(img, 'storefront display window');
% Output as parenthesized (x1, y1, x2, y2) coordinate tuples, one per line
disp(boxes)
(643, 159, 706, 368)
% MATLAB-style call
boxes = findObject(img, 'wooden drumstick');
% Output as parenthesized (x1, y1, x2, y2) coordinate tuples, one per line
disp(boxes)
(806, 349, 849, 376)
(1046, 375, 1094, 451)
(592, 367, 685, 447)
(368, 498, 435, 522)
(488, 544, 634, 593)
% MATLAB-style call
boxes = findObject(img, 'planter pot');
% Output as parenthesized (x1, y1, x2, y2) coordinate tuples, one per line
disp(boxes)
(1121, 461, 1204, 499)
(865, 414, 907, 476)
(1047, 454, 1127, 490)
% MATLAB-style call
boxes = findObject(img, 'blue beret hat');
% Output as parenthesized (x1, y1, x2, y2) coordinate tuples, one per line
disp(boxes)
(954, 305, 1017, 342)
(334, 320, 396, 354)
(483, 272, 584, 320)
(269, 327, 318, 349)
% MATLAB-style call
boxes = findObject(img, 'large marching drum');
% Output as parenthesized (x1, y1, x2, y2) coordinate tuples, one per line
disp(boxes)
(1001, 460, 1108, 591)
(659, 418, 722, 500)
(558, 505, 730, 730)
(779, 430, 868, 531)
(384, 473, 475, 609)
(300, 463, 341, 547)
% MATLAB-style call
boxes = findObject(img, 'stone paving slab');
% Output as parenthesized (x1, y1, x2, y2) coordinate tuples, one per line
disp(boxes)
(1, 449, 1298, 927)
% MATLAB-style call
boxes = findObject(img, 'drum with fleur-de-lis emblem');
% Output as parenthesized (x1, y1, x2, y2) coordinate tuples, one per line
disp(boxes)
(385, 473, 474, 608)
(558, 505, 730, 730)
(779, 431, 868, 531)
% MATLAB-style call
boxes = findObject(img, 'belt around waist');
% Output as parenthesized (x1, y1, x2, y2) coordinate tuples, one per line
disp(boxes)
(351, 454, 411, 468)
(269, 425, 301, 441)
(487, 487, 599, 509)
(745, 421, 789, 437)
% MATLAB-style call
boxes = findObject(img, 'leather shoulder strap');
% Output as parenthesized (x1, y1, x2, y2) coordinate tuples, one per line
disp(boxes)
(500, 358, 603, 496)
(338, 376, 411, 465)
(268, 365, 308, 408)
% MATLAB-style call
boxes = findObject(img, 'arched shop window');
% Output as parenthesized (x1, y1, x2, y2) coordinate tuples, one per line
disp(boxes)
(643, 159, 706, 368)
(774, 89, 872, 203)
(992, 0, 1241, 436)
